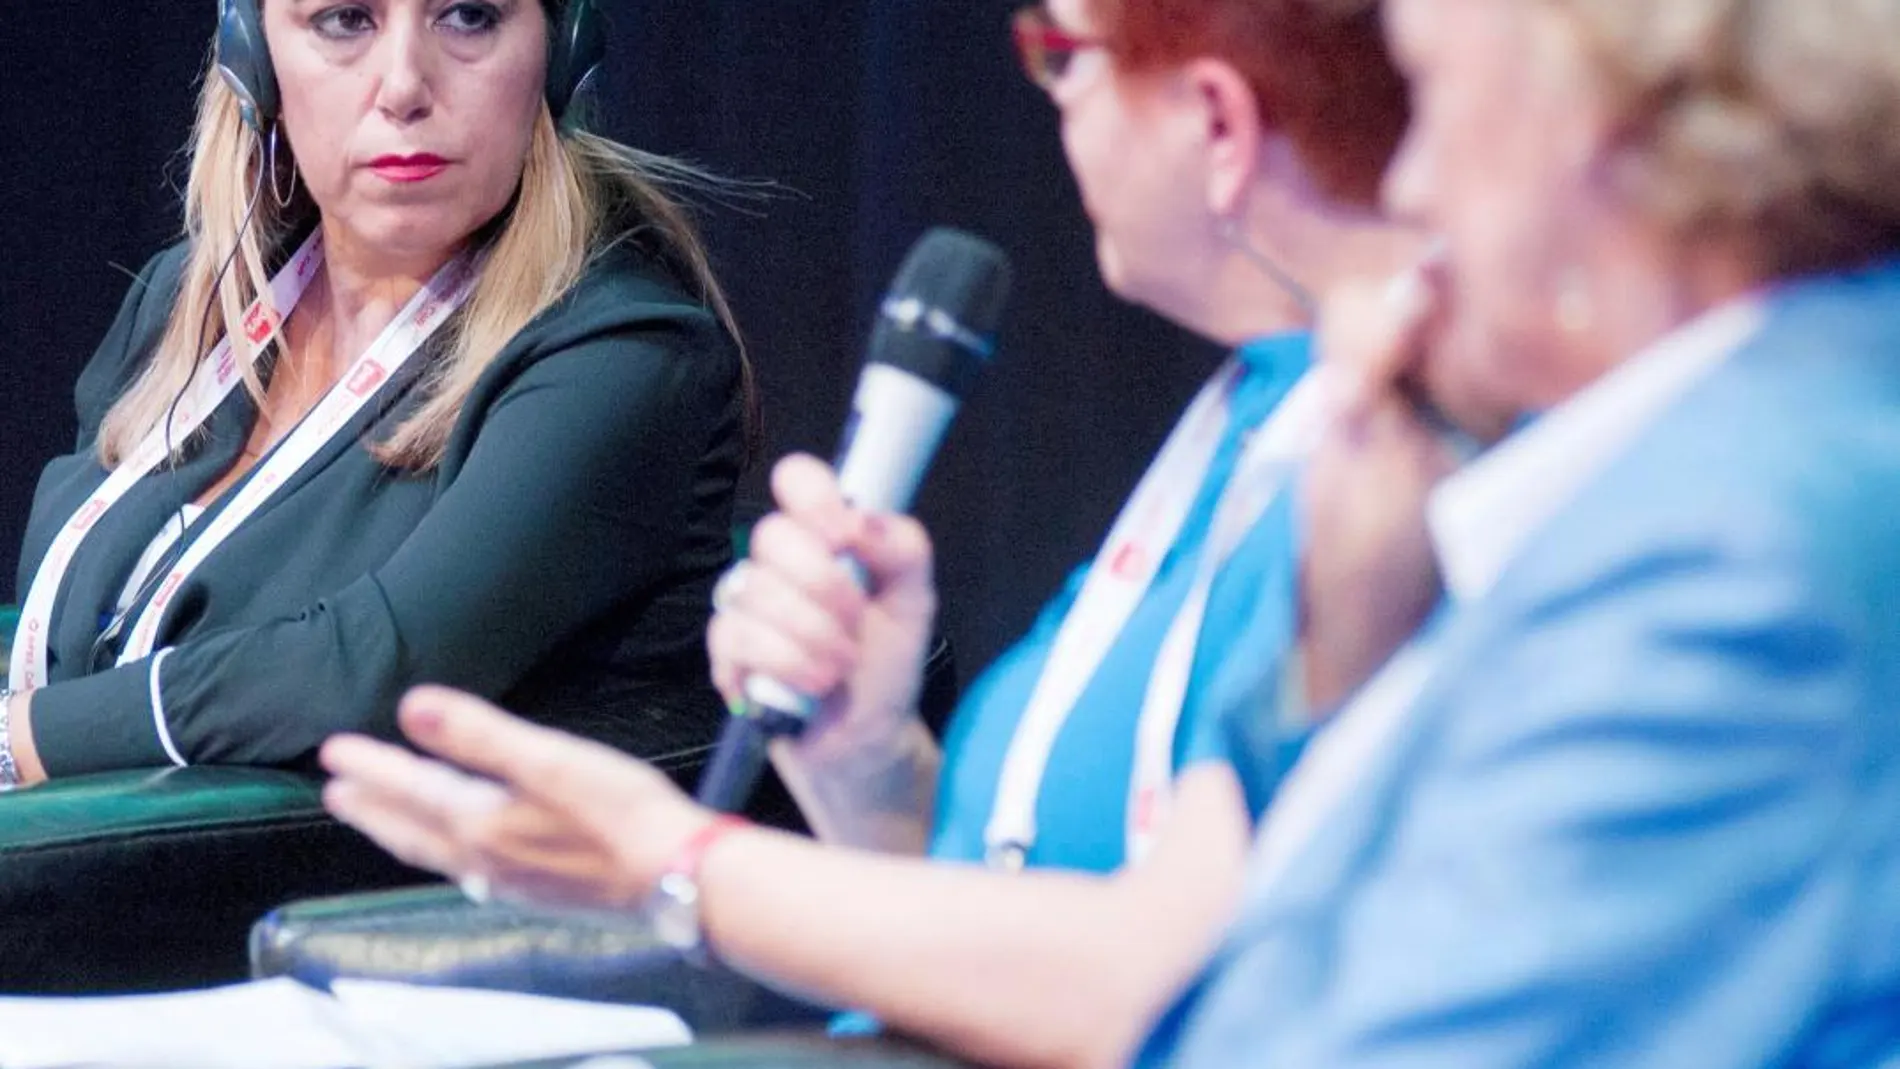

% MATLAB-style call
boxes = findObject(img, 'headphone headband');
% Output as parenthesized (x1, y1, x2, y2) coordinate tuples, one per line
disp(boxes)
(214, 0, 605, 131)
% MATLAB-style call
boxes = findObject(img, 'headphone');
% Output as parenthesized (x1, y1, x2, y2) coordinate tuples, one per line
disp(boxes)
(214, 0, 606, 132)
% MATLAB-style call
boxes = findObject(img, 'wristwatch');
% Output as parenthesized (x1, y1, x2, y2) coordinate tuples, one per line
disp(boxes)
(646, 815, 749, 954)
(0, 688, 21, 790)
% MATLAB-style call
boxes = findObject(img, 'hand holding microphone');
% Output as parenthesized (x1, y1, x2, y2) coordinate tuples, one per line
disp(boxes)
(706, 455, 940, 762)
(696, 229, 1013, 812)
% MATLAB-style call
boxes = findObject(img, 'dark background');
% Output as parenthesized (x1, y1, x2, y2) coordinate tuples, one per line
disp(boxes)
(0, 1, 1219, 679)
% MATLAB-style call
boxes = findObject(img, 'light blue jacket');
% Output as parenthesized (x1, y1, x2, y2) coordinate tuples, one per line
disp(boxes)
(1143, 260, 1900, 1068)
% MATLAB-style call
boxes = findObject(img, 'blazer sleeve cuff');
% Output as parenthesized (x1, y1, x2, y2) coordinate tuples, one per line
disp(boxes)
(29, 655, 179, 777)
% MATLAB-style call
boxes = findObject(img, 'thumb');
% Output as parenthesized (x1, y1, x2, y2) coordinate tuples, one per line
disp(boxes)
(849, 512, 935, 605)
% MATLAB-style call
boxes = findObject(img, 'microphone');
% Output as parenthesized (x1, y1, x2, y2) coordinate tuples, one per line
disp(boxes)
(695, 227, 1013, 813)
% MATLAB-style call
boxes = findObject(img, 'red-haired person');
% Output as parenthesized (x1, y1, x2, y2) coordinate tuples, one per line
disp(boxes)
(323, 2, 1418, 1066)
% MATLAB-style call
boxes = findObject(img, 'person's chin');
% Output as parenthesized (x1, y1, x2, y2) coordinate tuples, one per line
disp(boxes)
(1093, 235, 1191, 322)
(1420, 355, 1521, 446)
(1093, 234, 1130, 293)
(1414, 317, 1519, 445)
(349, 208, 484, 262)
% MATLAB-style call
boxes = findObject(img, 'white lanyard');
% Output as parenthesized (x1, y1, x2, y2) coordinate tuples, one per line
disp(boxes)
(7, 232, 469, 690)
(1122, 372, 1325, 862)
(115, 252, 475, 666)
(983, 359, 1327, 870)
(10, 231, 327, 693)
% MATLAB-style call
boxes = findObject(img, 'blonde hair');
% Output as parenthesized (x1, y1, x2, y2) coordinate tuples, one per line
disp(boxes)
(98, 50, 752, 471)
(1544, 0, 1900, 276)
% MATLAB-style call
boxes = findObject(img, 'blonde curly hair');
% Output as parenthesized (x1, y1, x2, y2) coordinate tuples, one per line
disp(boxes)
(1544, 0, 1900, 276)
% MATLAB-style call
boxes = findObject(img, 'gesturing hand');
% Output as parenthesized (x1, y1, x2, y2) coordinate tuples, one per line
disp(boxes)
(322, 685, 715, 912)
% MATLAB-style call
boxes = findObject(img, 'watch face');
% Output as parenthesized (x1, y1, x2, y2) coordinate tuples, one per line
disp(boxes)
(648, 872, 702, 949)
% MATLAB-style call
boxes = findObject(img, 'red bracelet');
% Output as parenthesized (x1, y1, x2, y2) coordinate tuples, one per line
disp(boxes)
(664, 814, 751, 882)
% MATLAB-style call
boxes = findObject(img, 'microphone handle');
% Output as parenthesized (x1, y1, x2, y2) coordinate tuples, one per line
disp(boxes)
(694, 713, 772, 812)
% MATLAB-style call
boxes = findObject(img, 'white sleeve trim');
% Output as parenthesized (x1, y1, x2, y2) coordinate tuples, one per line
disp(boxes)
(147, 648, 188, 767)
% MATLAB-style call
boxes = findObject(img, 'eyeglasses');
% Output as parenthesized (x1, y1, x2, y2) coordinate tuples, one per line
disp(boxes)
(1012, 5, 1106, 91)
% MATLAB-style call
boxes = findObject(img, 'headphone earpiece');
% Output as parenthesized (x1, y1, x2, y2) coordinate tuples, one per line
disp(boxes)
(213, 0, 604, 133)
(548, 0, 607, 126)
(216, 0, 278, 133)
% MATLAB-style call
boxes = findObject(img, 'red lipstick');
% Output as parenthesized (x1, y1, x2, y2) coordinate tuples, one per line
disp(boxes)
(368, 154, 450, 183)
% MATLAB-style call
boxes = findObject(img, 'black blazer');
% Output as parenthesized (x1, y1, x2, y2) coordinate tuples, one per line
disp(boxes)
(16, 238, 743, 777)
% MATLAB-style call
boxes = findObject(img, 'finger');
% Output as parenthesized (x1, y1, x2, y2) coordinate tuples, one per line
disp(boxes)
(320, 733, 444, 798)
(322, 732, 507, 814)
(324, 778, 466, 877)
(417, 761, 658, 911)
(849, 513, 936, 606)
(708, 594, 856, 703)
(706, 607, 852, 697)
(1374, 255, 1440, 365)
(747, 513, 868, 622)
(707, 611, 746, 706)
(395, 686, 583, 789)
(1317, 267, 1439, 418)
(769, 454, 857, 549)
(720, 561, 861, 671)
(454, 804, 636, 908)
(1316, 285, 1401, 414)
(709, 561, 750, 616)
(397, 686, 657, 813)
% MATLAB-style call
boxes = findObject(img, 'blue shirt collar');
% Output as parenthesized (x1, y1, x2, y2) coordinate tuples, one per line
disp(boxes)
(1235, 332, 1313, 399)
(1236, 331, 1312, 379)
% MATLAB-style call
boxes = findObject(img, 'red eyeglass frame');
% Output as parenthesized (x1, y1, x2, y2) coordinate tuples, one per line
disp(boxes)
(1011, 5, 1107, 90)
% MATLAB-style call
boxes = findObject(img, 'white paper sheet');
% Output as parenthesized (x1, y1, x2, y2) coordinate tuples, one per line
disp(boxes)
(0, 976, 692, 1069)
(0, 978, 362, 1069)
(329, 979, 692, 1067)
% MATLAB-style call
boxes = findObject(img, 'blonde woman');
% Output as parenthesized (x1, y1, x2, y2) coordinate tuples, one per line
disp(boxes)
(3, 0, 747, 786)
(1145, 0, 1900, 1065)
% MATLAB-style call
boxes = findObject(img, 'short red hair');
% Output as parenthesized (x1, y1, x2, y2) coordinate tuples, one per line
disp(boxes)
(1090, 0, 1408, 207)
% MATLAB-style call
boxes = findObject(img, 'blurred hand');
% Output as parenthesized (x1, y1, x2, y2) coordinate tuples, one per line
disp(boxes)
(321, 686, 710, 911)
(1300, 264, 1464, 709)
(708, 453, 940, 768)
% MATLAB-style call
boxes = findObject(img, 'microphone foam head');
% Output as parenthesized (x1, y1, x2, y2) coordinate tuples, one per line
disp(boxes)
(871, 228, 1014, 398)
